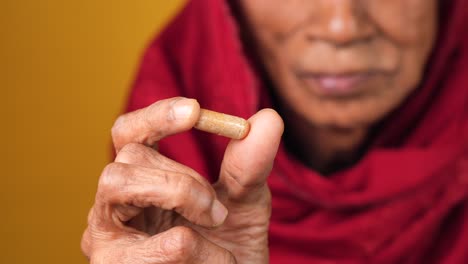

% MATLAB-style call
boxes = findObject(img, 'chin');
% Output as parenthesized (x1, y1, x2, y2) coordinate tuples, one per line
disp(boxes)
(297, 96, 392, 130)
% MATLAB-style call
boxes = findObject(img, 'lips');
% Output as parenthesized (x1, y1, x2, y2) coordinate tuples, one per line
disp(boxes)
(298, 72, 376, 97)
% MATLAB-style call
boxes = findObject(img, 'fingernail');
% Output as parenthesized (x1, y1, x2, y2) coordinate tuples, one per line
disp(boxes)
(211, 200, 228, 226)
(171, 98, 194, 120)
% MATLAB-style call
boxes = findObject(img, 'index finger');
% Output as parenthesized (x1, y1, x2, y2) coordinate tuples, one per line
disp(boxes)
(111, 97, 200, 152)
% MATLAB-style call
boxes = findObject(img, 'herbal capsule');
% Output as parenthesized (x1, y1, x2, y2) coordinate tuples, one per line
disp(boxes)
(194, 109, 250, 139)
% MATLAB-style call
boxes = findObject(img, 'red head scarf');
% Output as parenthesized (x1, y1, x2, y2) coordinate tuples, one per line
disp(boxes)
(125, 0, 468, 263)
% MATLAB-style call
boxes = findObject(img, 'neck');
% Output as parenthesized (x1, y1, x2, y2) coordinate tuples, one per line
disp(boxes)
(282, 108, 369, 175)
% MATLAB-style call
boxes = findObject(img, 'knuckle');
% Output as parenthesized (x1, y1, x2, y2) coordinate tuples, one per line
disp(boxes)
(145, 99, 164, 117)
(97, 163, 125, 197)
(171, 175, 203, 209)
(143, 103, 166, 139)
(80, 227, 92, 258)
(111, 114, 127, 141)
(116, 143, 147, 164)
(160, 226, 198, 259)
(120, 142, 144, 154)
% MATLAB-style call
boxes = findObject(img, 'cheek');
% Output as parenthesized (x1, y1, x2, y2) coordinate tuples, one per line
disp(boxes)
(368, 0, 438, 97)
(367, 0, 438, 44)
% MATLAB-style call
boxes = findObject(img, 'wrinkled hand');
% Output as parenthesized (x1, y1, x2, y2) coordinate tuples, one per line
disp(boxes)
(81, 97, 284, 263)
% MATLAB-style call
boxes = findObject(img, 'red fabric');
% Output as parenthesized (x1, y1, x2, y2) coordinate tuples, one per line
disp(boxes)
(125, 0, 468, 263)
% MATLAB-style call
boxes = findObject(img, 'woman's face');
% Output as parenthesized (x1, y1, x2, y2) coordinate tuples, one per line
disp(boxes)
(240, 0, 438, 129)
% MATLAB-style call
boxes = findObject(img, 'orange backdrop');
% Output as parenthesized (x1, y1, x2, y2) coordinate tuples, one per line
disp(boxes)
(1, 1, 185, 263)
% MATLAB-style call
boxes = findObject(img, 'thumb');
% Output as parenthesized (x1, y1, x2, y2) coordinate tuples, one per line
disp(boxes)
(217, 108, 284, 204)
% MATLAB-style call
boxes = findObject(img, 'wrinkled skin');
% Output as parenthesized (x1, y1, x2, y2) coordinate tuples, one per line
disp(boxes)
(82, 97, 283, 263)
(82, 0, 438, 262)
(240, 0, 437, 171)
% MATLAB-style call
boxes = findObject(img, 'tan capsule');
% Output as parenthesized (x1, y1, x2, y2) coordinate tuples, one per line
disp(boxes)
(194, 109, 250, 139)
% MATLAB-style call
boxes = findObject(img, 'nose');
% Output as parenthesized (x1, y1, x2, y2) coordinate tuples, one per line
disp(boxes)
(306, 0, 375, 46)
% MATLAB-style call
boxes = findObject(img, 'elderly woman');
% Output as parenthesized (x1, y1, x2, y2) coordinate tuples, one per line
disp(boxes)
(81, 0, 468, 263)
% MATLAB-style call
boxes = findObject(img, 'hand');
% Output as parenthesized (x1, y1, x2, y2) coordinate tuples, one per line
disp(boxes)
(81, 97, 284, 263)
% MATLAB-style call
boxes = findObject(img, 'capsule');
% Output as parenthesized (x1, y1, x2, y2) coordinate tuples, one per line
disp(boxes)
(194, 109, 250, 139)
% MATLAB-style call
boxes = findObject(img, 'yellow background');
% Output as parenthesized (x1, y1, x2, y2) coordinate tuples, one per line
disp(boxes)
(1, 1, 185, 263)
